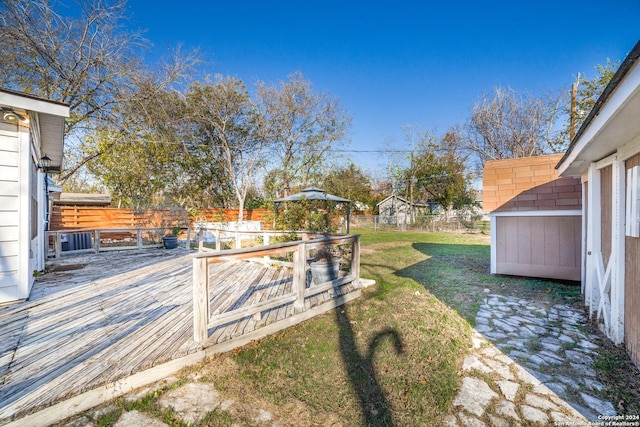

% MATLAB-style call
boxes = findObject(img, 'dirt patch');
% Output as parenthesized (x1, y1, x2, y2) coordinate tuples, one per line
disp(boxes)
(586, 319, 640, 414)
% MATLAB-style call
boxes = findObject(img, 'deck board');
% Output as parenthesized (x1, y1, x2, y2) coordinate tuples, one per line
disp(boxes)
(0, 249, 362, 424)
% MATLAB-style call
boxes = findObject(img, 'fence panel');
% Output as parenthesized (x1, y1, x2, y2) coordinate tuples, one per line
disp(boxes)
(50, 206, 272, 231)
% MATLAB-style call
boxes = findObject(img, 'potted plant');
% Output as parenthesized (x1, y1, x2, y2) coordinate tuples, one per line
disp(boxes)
(162, 226, 180, 249)
(308, 246, 342, 285)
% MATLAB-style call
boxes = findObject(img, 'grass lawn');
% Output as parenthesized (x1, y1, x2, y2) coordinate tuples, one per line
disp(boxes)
(188, 230, 582, 426)
(92, 230, 591, 426)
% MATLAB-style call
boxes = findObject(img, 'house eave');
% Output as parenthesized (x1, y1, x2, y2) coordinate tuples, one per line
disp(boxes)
(0, 88, 69, 117)
(0, 88, 69, 172)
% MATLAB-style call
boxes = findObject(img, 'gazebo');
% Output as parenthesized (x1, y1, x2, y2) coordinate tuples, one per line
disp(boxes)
(273, 186, 352, 233)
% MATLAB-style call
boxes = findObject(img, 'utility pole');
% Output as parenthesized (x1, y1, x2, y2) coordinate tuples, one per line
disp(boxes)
(569, 73, 580, 141)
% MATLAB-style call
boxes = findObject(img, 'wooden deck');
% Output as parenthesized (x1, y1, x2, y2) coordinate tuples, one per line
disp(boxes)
(0, 248, 363, 425)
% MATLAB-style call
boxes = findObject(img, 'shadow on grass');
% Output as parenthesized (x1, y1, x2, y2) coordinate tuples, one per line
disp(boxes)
(335, 304, 404, 426)
(394, 242, 580, 324)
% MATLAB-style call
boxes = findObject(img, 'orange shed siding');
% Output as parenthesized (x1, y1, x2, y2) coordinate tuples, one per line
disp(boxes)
(485, 155, 583, 281)
(483, 154, 581, 213)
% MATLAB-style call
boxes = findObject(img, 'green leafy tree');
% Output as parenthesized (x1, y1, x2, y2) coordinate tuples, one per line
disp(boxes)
(574, 59, 620, 125)
(551, 59, 620, 152)
(275, 198, 338, 233)
(322, 163, 375, 212)
(87, 86, 234, 209)
(87, 129, 169, 208)
(396, 127, 475, 214)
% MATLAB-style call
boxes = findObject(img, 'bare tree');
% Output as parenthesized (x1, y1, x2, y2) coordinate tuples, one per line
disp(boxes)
(0, 0, 198, 184)
(256, 72, 351, 197)
(186, 77, 268, 221)
(462, 86, 555, 170)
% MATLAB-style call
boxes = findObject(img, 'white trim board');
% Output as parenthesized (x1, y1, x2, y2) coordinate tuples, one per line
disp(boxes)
(490, 210, 582, 217)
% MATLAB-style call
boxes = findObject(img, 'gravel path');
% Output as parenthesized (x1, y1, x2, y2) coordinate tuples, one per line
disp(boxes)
(447, 293, 617, 426)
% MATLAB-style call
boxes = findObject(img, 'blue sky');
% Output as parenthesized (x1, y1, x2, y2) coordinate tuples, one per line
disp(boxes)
(127, 1, 639, 177)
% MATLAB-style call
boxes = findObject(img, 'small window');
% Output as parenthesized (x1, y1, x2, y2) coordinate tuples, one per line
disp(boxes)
(626, 165, 640, 237)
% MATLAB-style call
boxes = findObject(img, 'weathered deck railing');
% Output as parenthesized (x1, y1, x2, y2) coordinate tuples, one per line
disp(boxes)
(194, 226, 317, 251)
(192, 234, 361, 343)
(45, 227, 191, 258)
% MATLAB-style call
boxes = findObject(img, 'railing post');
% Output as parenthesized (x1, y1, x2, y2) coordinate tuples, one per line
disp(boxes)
(54, 232, 62, 259)
(215, 229, 221, 251)
(193, 257, 210, 343)
(198, 229, 204, 252)
(137, 230, 142, 249)
(94, 230, 100, 254)
(263, 232, 271, 264)
(352, 235, 361, 282)
(235, 230, 241, 249)
(293, 242, 307, 313)
(185, 227, 191, 250)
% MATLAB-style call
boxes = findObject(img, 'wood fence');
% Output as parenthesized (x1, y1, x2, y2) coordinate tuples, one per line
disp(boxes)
(50, 206, 272, 231)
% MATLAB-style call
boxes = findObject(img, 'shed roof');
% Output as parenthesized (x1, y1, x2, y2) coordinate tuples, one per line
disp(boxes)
(376, 194, 428, 208)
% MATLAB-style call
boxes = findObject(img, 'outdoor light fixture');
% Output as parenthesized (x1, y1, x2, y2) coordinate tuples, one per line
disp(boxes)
(40, 155, 51, 172)
(1, 109, 27, 123)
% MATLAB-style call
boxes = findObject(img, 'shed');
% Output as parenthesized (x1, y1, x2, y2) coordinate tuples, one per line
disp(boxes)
(376, 195, 429, 225)
(0, 88, 69, 303)
(483, 154, 582, 281)
(557, 39, 640, 366)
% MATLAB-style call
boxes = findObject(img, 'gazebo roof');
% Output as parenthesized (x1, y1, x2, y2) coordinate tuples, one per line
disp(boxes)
(273, 186, 351, 203)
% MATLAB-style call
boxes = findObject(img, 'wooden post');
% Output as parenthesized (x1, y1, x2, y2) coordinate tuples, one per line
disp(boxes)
(54, 232, 62, 259)
(586, 163, 601, 316)
(293, 242, 307, 313)
(263, 232, 271, 264)
(610, 158, 626, 343)
(198, 229, 204, 252)
(193, 257, 210, 343)
(215, 229, 221, 251)
(352, 235, 361, 281)
(136, 230, 142, 249)
(235, 230, 241, 249)
(94, 230, 100, 254)
(185, 227, 191, 250)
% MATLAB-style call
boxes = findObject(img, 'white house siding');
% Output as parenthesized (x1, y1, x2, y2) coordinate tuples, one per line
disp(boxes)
(0, 120, 21, 300)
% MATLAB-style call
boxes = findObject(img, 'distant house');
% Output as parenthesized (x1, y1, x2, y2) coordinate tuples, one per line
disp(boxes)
(0, 88, 69, 303)
(376, 195, 430, 225)
(483, 154, 582, 281)
(556, 40, 640, 366)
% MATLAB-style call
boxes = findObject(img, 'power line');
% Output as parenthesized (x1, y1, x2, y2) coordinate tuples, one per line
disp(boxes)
(330, 149, 413, 153)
